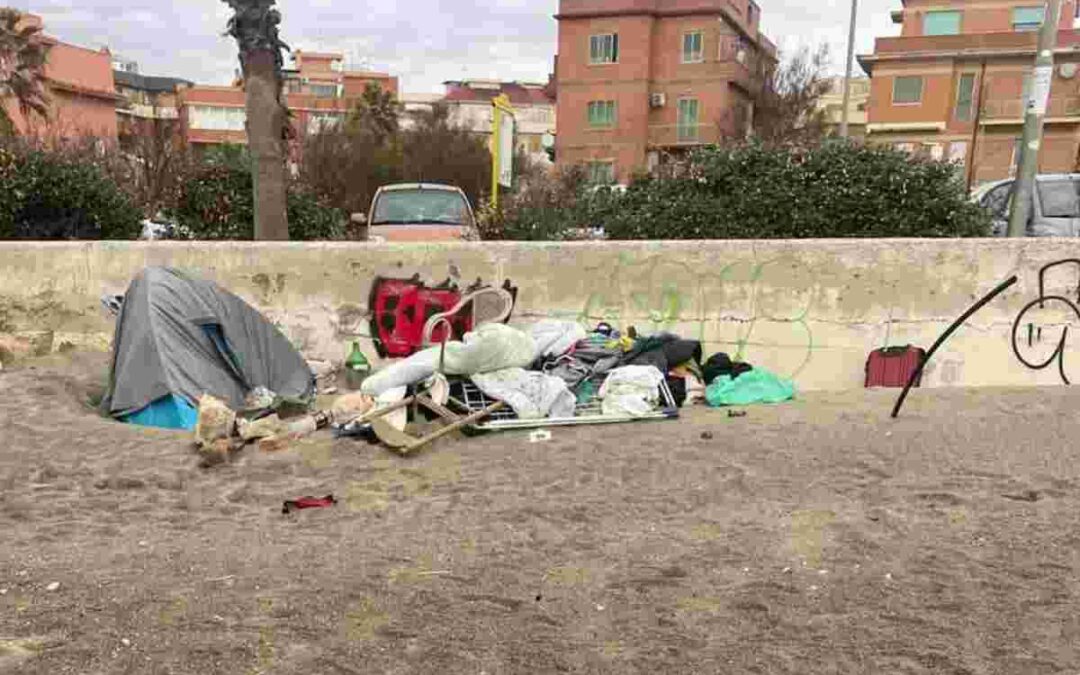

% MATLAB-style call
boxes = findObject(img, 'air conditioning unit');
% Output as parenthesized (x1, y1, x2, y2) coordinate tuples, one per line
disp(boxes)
(1061, 63, 1078, 80)
(650, 93, 667, 108)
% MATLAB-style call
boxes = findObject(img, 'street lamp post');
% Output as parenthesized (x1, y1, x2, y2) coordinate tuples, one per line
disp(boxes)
(839, 0, 859, 138)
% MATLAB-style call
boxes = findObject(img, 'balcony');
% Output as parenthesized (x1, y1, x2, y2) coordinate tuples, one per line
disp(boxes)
(980, 97, 1080, 122)
(118, 102, 180, 120)
(648, 123, 719, 147)
(868, 29, 1080, 58)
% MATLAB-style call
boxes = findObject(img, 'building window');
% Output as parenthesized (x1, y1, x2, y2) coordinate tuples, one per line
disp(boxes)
(956, 73, 976, 121)
(589, 34, 619, 64)
(587, 100, 617, 127)
(677, 98, 700, 142)
(682, 32, 704, 63)
(189, 105, 246, 131)
(1013, 6, 1045, 31)
(588, 161, 615, 185)
(924, 10, 962, 35)
(310, 83, 340, 98)
(892, 76, 924, 104)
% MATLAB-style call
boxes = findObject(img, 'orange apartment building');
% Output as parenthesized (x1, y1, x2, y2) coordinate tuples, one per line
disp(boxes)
(2, 14, 121, 140)
(860, 0, 1080, 185)
(554, 0, 776, 183)
(176, 50, 399, 151)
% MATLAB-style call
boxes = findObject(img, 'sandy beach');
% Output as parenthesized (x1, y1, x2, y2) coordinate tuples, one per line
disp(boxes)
(2, 351, 1080, 674)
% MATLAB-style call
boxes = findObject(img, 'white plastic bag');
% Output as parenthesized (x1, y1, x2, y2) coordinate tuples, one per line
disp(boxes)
(599, 366, 665, 417)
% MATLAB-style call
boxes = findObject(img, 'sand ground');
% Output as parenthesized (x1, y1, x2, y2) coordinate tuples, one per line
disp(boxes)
(2, 352, 1080, 674)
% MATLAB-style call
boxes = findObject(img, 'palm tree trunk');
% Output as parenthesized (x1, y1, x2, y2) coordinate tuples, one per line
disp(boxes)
(244, 49, 289, 241)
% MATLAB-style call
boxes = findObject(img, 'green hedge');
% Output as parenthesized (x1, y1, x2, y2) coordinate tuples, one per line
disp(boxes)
(600, 142, 990, 240)
(0, 146, 142, 240)
(169, 163, 345, 240)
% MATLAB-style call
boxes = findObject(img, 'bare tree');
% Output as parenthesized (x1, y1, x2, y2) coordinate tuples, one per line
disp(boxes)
(751, 45, 832, 146)
(223, 0, 290, 240)
(401, 103, 491, 205)
(0, 8, 49, 136)
(118, 116, 189, 218)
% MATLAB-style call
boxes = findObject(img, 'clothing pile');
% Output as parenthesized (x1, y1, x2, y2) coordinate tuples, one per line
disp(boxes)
(361, 320, 699, 423)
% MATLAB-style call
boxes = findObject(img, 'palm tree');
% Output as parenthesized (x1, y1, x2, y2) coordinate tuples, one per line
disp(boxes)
(0, 8, 49, 136)
(223, 0, 290, 240)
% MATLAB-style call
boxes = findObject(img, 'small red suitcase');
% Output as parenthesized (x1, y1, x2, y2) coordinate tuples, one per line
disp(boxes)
(865, 346, 926, 388)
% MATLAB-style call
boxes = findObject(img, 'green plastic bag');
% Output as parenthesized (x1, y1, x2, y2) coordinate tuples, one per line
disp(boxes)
(705, 368, 796, 407)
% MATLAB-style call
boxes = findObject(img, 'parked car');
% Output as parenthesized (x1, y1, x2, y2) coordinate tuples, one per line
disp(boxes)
(355, 183, 476, 242)
(972, 174, 1080, 237)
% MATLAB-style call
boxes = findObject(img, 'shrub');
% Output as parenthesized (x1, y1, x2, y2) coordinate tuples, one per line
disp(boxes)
(169, 162, 345, 240)
(601, 141, 991, 240)
(477, 164, 589, 241)
(0, 144, 143, 240)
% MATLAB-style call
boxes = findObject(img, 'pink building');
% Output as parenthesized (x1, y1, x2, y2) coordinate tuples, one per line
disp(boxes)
(176, 50, 399, 151)
(2, 14, 120, 140)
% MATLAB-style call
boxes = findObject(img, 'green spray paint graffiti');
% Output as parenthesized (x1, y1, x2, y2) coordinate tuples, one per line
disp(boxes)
(576, 254, 818, 381)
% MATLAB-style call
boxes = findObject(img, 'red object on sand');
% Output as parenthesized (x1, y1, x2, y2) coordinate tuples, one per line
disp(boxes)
(282, 495, 337, 514)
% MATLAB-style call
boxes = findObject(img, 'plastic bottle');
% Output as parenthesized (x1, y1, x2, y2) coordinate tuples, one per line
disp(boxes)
(345, 341, 371, 391)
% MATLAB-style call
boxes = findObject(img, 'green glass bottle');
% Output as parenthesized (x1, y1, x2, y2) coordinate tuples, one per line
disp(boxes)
(345, 341, 371, 391)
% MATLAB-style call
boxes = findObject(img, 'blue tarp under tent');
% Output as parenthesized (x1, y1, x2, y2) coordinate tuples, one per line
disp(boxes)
(101, 267, 315, 431)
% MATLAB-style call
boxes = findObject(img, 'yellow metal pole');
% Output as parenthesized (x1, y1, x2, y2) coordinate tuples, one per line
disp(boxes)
(491, 103, 501, 210)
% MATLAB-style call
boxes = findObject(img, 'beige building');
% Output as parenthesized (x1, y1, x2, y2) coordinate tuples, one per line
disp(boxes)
(818, 76, 870, 138)
(402, 80, 557, 164)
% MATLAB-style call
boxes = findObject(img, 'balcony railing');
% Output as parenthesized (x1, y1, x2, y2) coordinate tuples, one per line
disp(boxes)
(648, 124, 716, 147)
(980, 97, 1080, 120)
(871, 29, 1080, 56)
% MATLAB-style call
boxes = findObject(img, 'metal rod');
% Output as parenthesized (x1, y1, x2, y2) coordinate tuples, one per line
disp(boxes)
(891, 276, 1018, 419)
(966, 60, 987, 193)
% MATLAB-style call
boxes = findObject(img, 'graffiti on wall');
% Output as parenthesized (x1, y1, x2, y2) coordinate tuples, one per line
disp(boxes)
(571, 253, 826, 381)
(1011, 259, 1080, 384)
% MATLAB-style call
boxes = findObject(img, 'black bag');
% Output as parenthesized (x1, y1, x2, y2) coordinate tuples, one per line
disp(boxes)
(703, 353, 753, 386)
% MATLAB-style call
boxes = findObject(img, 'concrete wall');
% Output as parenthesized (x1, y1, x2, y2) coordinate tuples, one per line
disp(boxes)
(3, 239, 1080, 391)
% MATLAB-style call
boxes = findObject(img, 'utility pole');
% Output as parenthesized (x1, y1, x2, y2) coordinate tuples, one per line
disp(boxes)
(1008, 0, 1063, 237)
(839, 0, 859, 138)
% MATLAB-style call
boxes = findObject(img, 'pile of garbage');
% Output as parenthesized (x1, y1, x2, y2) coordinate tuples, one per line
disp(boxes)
(100, 268, 796, 462)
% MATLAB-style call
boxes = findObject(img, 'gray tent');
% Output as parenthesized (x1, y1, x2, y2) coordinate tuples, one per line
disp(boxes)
(102, 267, 314, 430)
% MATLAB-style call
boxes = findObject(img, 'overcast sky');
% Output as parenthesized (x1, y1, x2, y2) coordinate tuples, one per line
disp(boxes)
(16, 0, 900, 93)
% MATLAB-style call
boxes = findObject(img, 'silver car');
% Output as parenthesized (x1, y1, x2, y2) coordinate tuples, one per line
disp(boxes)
(973, 174, 1080, 237)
